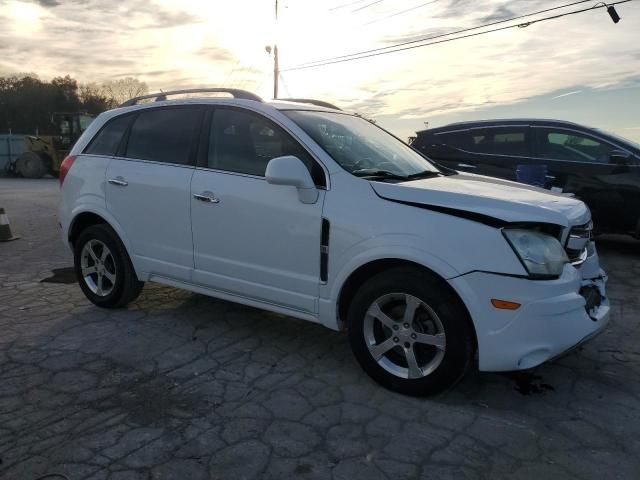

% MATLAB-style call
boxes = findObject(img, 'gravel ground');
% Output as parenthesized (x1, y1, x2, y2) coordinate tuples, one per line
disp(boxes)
(1, 178, 639, 480)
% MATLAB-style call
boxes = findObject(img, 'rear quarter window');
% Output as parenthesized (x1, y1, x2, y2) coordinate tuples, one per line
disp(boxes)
(84, 114, 132, 156)
(125, 108, 201, 165)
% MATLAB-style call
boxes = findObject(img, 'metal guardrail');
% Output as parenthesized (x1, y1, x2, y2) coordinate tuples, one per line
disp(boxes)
(0, 134, 25, 174)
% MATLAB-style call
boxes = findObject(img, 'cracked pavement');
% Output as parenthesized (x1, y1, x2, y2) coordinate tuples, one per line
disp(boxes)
(1, 178, 639, 480)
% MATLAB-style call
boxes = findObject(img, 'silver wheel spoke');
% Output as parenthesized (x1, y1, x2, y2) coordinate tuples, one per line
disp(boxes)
(103, 270, 116, 284)
(403, 295, 420, 325)
(414, 332, 446, 350)
(96, 274, 104, 295)
(100, 248, 110, 262)
(404, 347, 422, 379)
(82, 265, 97, 276)
(367, 302, 397, 330)
(88, 244, 99, 263)
(370, 337, 396, 360)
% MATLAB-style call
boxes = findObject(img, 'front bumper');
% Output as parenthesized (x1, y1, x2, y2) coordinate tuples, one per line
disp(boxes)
(449, 247, 609, 371)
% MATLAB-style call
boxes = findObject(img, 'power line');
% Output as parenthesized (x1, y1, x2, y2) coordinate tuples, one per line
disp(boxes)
(365, 0, 444, 25)
(283, 1, 633, 72)
(328, 0, 370, 12)
(286, 0, 598, 69)
(353, 0, 385, 13)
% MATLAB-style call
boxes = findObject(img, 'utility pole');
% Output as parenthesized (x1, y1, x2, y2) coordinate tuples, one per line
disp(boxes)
(273, 0, 279, 99)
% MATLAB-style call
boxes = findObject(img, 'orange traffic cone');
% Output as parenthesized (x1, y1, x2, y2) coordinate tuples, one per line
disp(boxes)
(0, 208, 19, 242)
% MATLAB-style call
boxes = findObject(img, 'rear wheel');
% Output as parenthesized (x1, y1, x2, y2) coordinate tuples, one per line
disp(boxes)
(74, 224, 143, 308)
(347, 267, 475, 396)
(15, 151, 47, 178)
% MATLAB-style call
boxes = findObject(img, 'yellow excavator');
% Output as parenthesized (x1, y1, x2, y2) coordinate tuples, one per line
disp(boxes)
(12, 112, 95, 178)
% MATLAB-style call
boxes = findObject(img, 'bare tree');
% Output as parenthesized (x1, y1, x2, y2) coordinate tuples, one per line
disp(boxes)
(79, 82, 115, 112)
(102, 77, 149, 105)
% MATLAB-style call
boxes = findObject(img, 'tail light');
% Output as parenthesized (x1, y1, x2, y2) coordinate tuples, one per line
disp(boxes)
(59, 155, 77, 186)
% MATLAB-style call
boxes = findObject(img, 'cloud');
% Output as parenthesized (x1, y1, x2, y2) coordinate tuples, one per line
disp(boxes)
(480, 5, 515, 23)
(551, 90, 583, 100)
(34, 0, 60, 7)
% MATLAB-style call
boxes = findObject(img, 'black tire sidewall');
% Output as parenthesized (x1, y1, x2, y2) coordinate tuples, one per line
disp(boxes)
(73, 225, 130, 308)
(347, 267, 474, 396)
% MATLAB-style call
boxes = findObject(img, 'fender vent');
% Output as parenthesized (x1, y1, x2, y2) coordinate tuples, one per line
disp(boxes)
(320, 218, 330, 282)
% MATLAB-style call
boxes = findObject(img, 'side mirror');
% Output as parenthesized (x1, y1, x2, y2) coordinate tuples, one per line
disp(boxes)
(610, 150, 631, 165)
(266, 155, 319, 204)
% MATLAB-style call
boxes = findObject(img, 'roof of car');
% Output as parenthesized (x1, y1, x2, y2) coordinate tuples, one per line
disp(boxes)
(116, 88, 343, 113)
(417, 118, 592, 134)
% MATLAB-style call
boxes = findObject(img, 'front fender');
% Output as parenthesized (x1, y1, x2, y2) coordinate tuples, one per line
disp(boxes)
(317, 237, 461, 330)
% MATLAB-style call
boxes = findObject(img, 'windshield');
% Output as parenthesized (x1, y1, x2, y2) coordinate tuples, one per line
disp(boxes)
(285, 110, 440, 178)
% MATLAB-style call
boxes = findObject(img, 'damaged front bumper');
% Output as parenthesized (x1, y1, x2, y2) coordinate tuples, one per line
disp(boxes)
(450, 243, 609, 372)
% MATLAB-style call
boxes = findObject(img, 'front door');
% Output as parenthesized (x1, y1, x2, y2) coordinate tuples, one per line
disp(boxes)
(532, 126, 630, 232)
(105, 106, 202, 280)
(190, 107, 326, 314)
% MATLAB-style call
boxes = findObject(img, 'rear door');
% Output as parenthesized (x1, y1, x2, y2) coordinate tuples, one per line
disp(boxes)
(105, 106, 202, 280)
(532, 126, 629, 232)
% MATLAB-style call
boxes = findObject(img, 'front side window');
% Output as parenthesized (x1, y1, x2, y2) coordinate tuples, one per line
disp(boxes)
(285, 110, 440, 178)
(208, 108, 324, 185)
(126, 108, 200, 165)
(537, 129, 614, 163)
(84, 114, 132, 156)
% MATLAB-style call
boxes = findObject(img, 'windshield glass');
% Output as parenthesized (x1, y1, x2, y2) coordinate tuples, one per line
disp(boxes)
(285, 110, 440, 177)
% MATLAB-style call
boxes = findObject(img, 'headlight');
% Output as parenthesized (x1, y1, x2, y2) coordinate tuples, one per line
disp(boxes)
(503, 228, 569, 278)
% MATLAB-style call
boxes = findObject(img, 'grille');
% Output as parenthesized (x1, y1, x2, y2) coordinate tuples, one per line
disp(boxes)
(565, 220, 593, 265)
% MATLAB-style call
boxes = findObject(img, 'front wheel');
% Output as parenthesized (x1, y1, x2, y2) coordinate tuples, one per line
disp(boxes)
(347, 267, 475, 396)
(73, 224, 143, 308)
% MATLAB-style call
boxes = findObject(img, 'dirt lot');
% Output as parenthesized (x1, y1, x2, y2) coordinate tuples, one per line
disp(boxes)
(1, 178, 639, 480)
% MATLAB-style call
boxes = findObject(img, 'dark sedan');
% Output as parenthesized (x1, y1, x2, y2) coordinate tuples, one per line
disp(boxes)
(412, 119, 640, 238)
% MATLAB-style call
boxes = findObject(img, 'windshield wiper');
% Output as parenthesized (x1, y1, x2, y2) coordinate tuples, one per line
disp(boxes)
(351, 169, 409, 181)
(405, 170, 442, 180)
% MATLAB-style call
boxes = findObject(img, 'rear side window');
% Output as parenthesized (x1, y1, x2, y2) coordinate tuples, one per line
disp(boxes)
(126, 108, 200, 165)
(84, 115, 132, 156)
(439, 128, 529, 156)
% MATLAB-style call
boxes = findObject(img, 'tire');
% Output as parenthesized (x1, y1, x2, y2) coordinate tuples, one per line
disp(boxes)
(347, 266, 475, 397)
(73, 224, 144, 308)
(15, 151, 47, 178)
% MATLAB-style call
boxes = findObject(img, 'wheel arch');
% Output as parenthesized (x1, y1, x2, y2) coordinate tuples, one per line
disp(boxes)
(67, 208, 140, 277)
(335, 258, 478, 353)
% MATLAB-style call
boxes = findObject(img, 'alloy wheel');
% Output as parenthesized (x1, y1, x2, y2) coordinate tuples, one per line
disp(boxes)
(363, 293, 446, 379)
(80, 239, 116, 297)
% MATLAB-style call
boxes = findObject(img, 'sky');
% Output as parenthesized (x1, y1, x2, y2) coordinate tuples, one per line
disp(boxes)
(1, 0, 639, 142)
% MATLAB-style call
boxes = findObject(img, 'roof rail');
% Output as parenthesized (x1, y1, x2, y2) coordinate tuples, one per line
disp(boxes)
(120, 88, 263, 107)
(277, 98, 342, 110)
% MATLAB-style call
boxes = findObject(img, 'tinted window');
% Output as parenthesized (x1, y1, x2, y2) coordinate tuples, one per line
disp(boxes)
(437, 127, 529, 156)
(84, 115, 131, 156)
(126, 108, 199, 165)
(209, 108, 325, 185)
(537, 129, 614, 163)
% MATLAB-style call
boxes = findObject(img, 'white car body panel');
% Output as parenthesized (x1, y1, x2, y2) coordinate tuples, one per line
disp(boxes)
(370, 173, 589, 227)
(190, 168, 325, 315)
(105, 158, 194, 282)
(61, 97, 610, 373)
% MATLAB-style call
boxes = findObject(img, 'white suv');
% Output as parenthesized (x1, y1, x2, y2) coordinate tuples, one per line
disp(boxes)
(59, 88, 609, 396)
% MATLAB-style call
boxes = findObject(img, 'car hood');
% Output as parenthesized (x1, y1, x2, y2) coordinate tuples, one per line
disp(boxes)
(371, 173, 590, 227)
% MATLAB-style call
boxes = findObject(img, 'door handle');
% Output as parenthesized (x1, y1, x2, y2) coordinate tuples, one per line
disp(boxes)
(193, 193, 220, 203)
(108, 177, 128, 186)
(457, 163, 477, 169)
